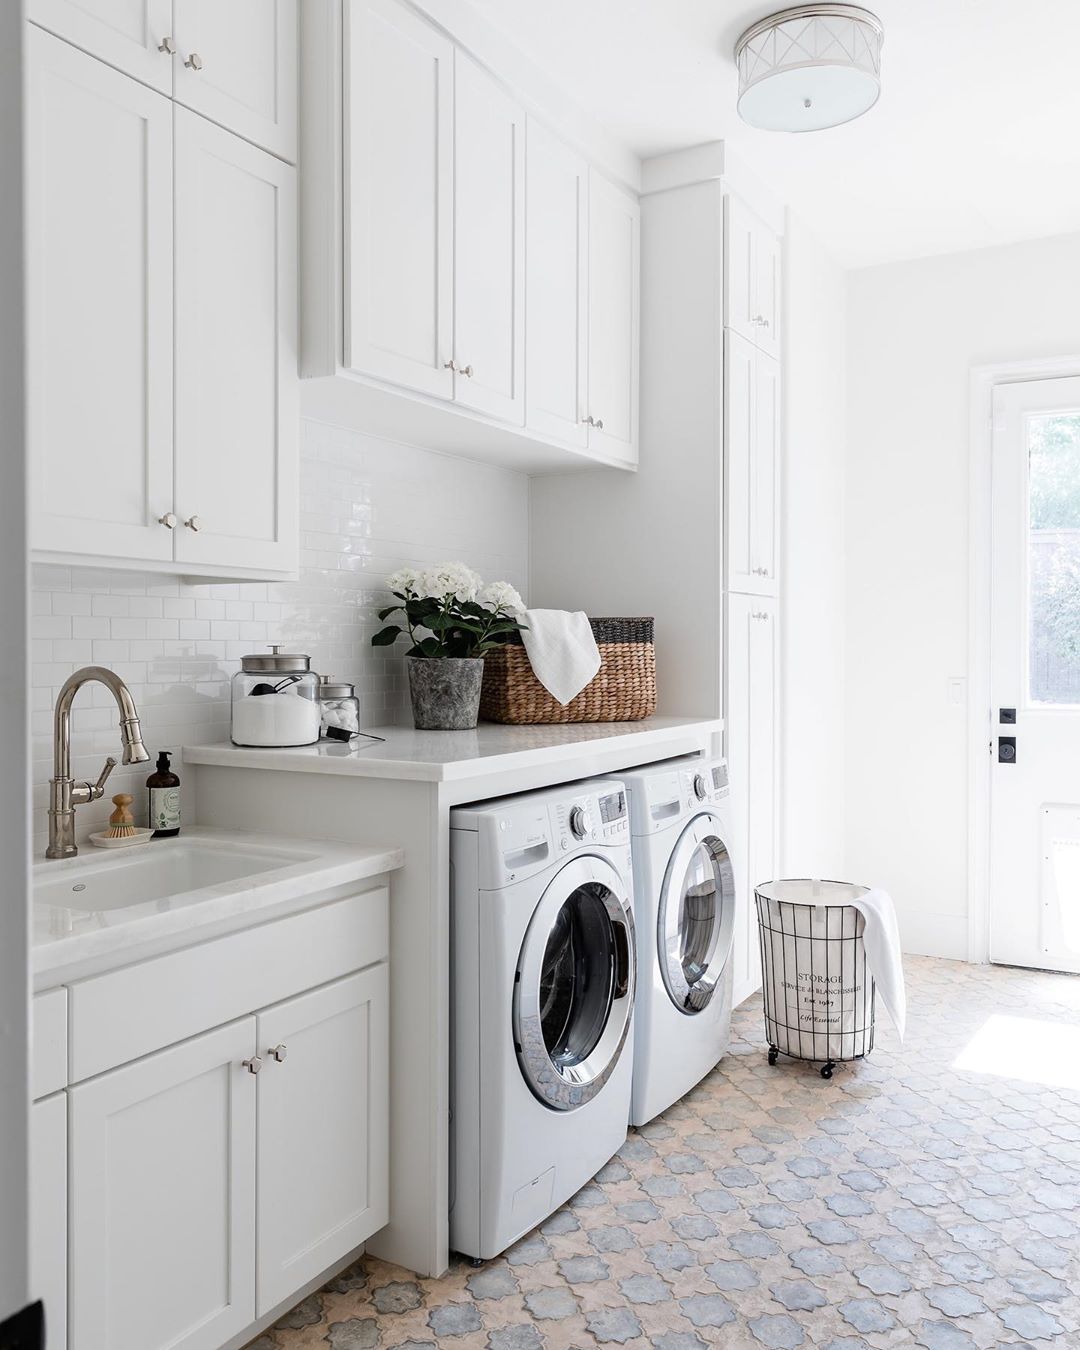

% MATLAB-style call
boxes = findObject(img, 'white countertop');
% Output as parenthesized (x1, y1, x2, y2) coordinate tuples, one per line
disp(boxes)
(183, 716, 722, 783)
(33, 827, 403, 988)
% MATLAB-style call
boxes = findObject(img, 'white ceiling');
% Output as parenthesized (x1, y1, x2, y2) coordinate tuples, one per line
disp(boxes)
(466, 0, 1080, 268)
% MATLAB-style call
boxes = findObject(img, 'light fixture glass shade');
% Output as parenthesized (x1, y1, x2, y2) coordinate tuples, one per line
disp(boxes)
(735, 4, 883, 132)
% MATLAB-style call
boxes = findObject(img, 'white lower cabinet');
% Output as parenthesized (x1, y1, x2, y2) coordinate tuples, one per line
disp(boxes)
(31, 1093, 68, 1350)
(727, 592, 779, 1005)
(256, 967, 390, 1314)
(70, 1019, 258, 1350)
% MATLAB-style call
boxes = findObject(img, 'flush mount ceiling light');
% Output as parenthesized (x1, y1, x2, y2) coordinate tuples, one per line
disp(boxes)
(735, 4, 884, 132)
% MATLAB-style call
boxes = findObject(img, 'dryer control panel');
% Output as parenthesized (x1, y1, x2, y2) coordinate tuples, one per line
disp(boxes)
(624, 756, 730, 835)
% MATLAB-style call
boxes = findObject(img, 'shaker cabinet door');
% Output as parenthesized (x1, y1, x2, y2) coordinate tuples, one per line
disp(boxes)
(69, 1020, 257, 1350)
(28, 0, 174, 92)
(344, 0, 455, 401)
(27, 27, 175, 564)
(173, 0, 298, 161)
(31, 1094, 67, 1350)
(525, 119, 588, 447)
(256, 966, 390, 1314)
(173, 109, 298, 575)
(725, 331, 779, 596)
(452, 54, 525, 424)
(587, 173, 639, 464)
(724, 192, 780, 357)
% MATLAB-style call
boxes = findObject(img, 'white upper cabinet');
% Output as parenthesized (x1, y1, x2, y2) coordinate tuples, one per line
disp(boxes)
(173, 0, 298, 161)
(256, 967, 389, 1315)
(725, 330, 780, 596)
(344, 0, 454, 400)
(526, 118, 588, 448)
(28, 0, 174, 91)
(173, 109, 298, 574)
(587, 173, 640, 465)
(27, 26, 175, 564)
(725, 192, 780, 358)
(451, 55, 525, 424)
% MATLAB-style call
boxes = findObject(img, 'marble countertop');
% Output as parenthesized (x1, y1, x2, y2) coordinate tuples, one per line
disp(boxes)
(183, 716, 722, 784)
(33, 827, 403, 989)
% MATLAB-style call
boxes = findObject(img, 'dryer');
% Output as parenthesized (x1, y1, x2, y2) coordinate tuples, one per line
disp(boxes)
(450, 779, 636, 1261)
(614, 756, 737, 1126)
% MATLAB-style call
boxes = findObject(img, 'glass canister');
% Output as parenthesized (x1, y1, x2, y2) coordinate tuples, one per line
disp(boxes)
(317, 675, 361, 742)
(231, 646, 321, 747)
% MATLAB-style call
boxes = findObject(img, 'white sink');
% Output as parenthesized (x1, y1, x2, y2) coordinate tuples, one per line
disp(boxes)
(34, 836, 312, 914)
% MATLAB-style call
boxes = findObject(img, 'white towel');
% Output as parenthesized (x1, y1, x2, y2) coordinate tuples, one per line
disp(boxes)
(520, 609, 601, 706)
(849, 887, 907, 1042)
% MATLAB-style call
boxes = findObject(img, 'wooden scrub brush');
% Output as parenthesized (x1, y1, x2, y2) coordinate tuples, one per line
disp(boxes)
(105, 793, 137, 838)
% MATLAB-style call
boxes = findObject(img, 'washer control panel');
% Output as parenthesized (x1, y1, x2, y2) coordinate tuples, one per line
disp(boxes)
(555, 787, 628, 850)
(681, 758, 728, 807)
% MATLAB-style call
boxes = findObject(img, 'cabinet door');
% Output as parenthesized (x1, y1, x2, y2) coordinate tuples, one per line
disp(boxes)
(725, 333, 780, 596)
(28, 0, 174, 92)
(725, 193, 780, 357)
(726, 593, 778, 1004)
(173, 108, 298, 575)
(753, 226, 782, 359)
(256, 966, 389, 1315)
(587, 173, 639, 464)
(752, 351, 781, 590)
(69, 1020, 257, 1350)
(345, 0, 454, 400)
(452, 55, 525, 424)
(173, 0, 298, 161)
(27, 28, 174, 564)
(525, 119, 588, 448)
(31, 1094, 67, 1350)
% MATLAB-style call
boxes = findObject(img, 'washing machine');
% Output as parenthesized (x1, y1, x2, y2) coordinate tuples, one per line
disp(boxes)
(613, 756, 737, 1126)
(450, 778, 636, 1261)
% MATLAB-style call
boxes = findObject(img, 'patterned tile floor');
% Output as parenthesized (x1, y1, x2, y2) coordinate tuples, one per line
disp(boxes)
(250, 956, 1080, 1349)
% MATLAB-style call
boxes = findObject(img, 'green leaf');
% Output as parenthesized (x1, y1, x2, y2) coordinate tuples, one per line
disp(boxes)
(370, 625, 402, 647)
(377, 605, 402, 622)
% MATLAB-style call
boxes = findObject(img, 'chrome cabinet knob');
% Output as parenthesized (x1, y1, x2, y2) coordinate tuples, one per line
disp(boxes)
(444, 359, 457, 372)
(184, 52, 204, 71)
(585, 415, 604, 430)
(269, 1043, 287, 1063)
(461, 364, 474, 379)
(752, 314, 772, 329)
(158, 36, 176, 54)
(184, 515, 202, 532)
(242, 1056, 263, 1075)
(158, 513, 177, 529)
(752, 566, 771, 577)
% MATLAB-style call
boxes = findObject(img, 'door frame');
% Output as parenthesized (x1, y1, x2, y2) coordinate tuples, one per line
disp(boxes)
(968, 355, 1080, 965)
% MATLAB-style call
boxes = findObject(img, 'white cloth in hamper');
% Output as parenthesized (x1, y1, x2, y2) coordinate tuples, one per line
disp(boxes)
(520, 609, 602, 705)
(850, 887, 906, 1042)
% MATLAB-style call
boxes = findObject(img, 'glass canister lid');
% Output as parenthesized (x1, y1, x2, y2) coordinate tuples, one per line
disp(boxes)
(318, 674, 356, 699)
(241, 644, 313, 674)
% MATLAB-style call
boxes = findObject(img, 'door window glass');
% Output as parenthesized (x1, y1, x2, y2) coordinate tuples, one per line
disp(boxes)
(662, 835, 735, 1012)
(540, 883, 615, 1069)
(1029, 412, 1080, 704)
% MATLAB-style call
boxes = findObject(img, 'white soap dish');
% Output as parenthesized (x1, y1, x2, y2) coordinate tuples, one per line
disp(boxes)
(89, 828, 154, 850)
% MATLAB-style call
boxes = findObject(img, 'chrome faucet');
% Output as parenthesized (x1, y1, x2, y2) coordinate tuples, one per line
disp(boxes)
(47, 666, 150, 859)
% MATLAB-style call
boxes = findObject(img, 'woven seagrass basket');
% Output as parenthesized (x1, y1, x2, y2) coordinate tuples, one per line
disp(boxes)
(479, 617, 656, 725)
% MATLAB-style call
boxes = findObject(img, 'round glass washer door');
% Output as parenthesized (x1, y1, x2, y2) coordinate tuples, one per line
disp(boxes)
(514, 854, 636, 1111)
(658, 813, 736, 1014)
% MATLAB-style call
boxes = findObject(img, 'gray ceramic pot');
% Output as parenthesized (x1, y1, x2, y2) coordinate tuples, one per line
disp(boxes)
(406, 656, 484, 730)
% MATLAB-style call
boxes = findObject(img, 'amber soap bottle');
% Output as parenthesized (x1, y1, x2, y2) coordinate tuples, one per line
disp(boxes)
(147, 750, 181, 838)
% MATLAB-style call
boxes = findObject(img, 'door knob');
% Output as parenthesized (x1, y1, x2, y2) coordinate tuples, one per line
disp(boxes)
(269, 1043, 287, 1063)
(444, 359, 457, 372)
(184, 52, 204, 71)
(184, 515, 202, 532)
(242, 1056, 263, 1075)
(158, 513, 177, 529)
(158, 36, 176, 54)
(460, 364, 474, 379)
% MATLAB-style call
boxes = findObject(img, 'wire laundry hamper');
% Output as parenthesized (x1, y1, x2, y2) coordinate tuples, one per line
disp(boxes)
(755, 879, 877, 1080)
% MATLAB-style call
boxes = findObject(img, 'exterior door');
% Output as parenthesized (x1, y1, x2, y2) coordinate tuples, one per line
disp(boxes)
(173, 108, 298, 574)
(256, 967, 389, 1315)
(27, 27, 175, 563)
(344, 0, 454, 400)
(28, 0, 174, 92)
(990, 376, 1080, 972)
(587, 172, 639, 464)
(173, 0, 297, 161)
(69, 1020, 257, 1350)
(514, 856, 635, 1111)
(452, 54, 525, 424)
(525, 118, 588, 447)
(658, 814, 737, 1013)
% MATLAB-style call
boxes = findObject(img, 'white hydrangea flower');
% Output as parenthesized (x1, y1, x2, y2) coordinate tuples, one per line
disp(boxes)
(385, 566, 421, 596)
(414, 562, 481, 603)
(480, 580, 525, 615)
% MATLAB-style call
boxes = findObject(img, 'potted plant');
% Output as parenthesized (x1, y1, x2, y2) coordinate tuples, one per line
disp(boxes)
(372, 563, 526, 730)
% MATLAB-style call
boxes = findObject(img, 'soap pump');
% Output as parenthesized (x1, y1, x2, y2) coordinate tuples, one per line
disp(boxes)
(147, 750, 181, 838)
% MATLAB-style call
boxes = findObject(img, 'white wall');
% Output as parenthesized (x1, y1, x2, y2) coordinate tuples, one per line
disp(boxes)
(781, 216, 847, 878)
(0, 1, 29, 1320)
(30, 420, 528, 851)
(845, 230, 1080, 958)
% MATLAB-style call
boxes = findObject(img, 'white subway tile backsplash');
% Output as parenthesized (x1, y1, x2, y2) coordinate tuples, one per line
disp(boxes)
(30, 420, 529, 850)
